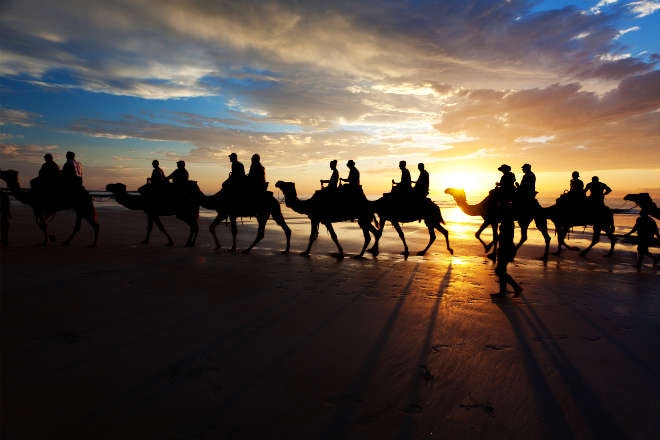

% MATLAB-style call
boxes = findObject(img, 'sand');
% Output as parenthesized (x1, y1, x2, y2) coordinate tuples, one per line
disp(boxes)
(1, 199, 659, 439)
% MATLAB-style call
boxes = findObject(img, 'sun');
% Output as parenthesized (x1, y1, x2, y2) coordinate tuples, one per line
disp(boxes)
(433, 169, 495, 199)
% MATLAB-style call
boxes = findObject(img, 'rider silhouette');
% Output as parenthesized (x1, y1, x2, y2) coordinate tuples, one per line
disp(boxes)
(62, 151, 83, 190)
(624, 209, 659, 269)
(320, 160, 339, 191)
(224, 152, 246, 190)
(392, 160, 412, 193)
(168, 160, 189, 186)
(149, 160, 167, 185)
(340, 160, 360, 188)
(569, 171, 584, 193)
(414, 163, 429, 197)
(494, 164, 516, 204)
(248, 153, 267, 193)
(584, 176, 611, 207)
(516, 163, 536, 202)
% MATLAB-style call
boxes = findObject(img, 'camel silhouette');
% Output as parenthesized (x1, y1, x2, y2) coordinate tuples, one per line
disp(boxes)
(1, 189, 10, 247)
(367, 193, 453, 257)
(0, 169, 99, 246)
(444, 188, 551, 261)
(105, 182, 199, 246)
(202, 188, 291, 254)
(624, 193, 660, 219)
(274, 181, 377, 259)
(543, 201, 616, 257)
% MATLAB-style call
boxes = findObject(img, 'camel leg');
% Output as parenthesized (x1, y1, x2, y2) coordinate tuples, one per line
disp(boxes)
(152, 215, 174, 246)
(301, 221, 320, 256)
(417, 221, 436, 256)
(604, 226, 617, 257)
(437, 223, 453, 255)
(36, 215, 50, 246)
(515, 219, 529, 252)
(579, 227, 601, 257)
(356, 219, 373, 258)
(63, 213, 83, 246)
(185, 220, 198, 247)
(325, 222, 344, 259)
(533, 216, 551, 262)
(271, 210, 291, 254)
(85, 214, 100, 247)
(209, 215, 226, 249)
(244, 215, 267, 254)
(390, 221, 409, 257)
(367, 218, 385, 256)
(475, 221, 493, 252)
(229, 217, 238, 253)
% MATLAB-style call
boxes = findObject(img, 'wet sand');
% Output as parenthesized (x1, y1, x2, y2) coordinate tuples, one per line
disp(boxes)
(1, 200, 659, 439)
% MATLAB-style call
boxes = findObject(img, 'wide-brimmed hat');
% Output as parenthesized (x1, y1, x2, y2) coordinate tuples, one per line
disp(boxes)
(498, 164, 511, 172)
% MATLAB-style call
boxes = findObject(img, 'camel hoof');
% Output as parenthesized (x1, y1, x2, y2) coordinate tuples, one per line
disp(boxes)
(448, 248, 454, 255)
(487, 253, 496, 262)
(416, 251, 426, 256)
(280, 250, 290, 255)
(299, 251, 310, 258)
(367, 247, 379, 256)
(331, 252, 344, 260)
(242, 249, 251, 255)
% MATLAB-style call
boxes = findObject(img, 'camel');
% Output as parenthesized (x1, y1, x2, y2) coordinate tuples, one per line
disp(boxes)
(105, 183, 199, 246)
(1, 189, 10, 247)
(367, 193, 453, 257)
(274, 181, 378, 259)
(543, 200, 616, 257)
(0, 169, 99, 246)
(624, 193, 660, 219)
(444, 188, 551, 261)
(202, 188, 291, 254)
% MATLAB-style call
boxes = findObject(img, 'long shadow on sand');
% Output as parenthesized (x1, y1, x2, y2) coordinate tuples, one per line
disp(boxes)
(320, 262, 425, 439)
(496, 297, 626, 438)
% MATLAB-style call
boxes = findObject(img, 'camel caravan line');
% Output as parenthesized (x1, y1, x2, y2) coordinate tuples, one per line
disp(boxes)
(0, 167, 656, 262)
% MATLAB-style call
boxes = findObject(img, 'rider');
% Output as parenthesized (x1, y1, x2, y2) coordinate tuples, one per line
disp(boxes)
(248, 153, 267, 193)
(569, 171, 584, 193)
(62, 151, 83, 188)
(320, 160, 339, 191)
(39, 153, 60, 182)
(495, 164, 516, 204)
(413, 163, 429, 197)
(392, 160, 412, 194)
(149, 160, 167, 186)
(516, 163, 536, 202)
(223, 152, 246, 191)
(340, 160, 360, 188)
(584, 176, 612, 207)
(167, 160, 189, 187)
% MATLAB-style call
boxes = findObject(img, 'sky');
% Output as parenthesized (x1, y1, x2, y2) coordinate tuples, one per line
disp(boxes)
(1, 0, 659, 200)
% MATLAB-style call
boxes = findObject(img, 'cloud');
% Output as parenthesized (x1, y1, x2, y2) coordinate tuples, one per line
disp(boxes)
(0, 107, 40, 127)
(628, 1, 660, 17)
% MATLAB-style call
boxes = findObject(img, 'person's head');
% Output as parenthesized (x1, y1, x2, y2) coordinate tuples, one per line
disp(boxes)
(229, 152, 237, 162)
(498, 164, 511, 173)
(399, 160, 407, 169)
(176, 160, 185, 168)
(251, 153, 260, 163)
(330, 159, 337, 169)
(44, 153, 53, 162)
(572, 171, 580, 178)
(66, 151, 75, 160)
(418, 162, 425, 171)
(592, 176, 599, 182)
(152, 159, 159, 168)
(522, 163, 531, 172)
(347, 160, 355, 168)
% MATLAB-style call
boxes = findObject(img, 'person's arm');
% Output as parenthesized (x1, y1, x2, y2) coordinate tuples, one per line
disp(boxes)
(604, 184, 612, 195)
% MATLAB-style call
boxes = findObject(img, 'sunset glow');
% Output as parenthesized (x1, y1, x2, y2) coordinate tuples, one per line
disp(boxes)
(1, 0, 658, 199)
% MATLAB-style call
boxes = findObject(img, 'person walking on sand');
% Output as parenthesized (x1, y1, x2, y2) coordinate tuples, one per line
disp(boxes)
(623, 209, 659, 269)
(320, 160, 339, 191)
(492, 207, 522, 299)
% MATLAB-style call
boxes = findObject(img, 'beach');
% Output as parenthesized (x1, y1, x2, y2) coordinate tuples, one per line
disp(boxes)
(1, 197, 659, 439)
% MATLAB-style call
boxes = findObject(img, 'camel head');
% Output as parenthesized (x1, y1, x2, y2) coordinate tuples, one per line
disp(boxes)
(275, 181, 296, 197)
(0, 169, 19, 187)
(624, 193, 652, 207)
(105, 183, 127, 194)
(444, 188, 466, 201)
